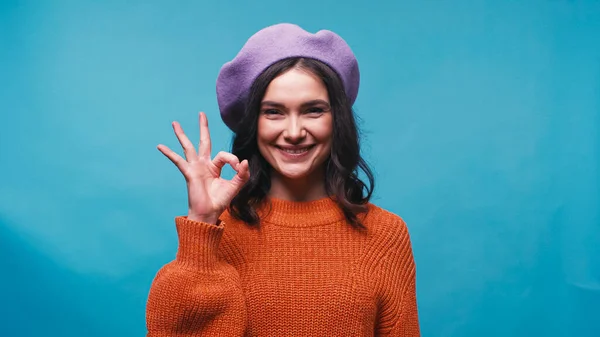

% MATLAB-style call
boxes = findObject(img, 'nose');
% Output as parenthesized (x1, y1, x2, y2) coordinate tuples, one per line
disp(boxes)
(283, 115, 306, 143)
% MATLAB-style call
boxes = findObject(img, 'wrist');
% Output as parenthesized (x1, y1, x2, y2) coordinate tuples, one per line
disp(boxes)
(187, 212, 219, 225)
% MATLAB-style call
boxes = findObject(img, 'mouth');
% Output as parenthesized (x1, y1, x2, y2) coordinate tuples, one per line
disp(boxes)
(275, 145, 315, 157)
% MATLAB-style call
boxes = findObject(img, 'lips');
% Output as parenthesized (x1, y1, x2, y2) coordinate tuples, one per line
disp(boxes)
(275, 145, 315, 158)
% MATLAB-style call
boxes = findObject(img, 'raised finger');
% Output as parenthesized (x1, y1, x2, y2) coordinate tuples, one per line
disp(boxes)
(172, 121, 198, 162)
(198, 112, 212, 158)
(157, 144, 188, 173)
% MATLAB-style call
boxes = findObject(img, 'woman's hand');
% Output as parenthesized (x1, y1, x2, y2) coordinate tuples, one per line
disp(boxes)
(157, 112, 250, 225)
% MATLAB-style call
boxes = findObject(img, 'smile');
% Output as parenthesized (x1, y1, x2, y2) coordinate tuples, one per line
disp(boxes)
(275, 145, 315, 158)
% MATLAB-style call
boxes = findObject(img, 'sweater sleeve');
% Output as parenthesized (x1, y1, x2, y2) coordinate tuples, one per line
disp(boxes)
(375, 218, 421, 337)
(146, 216, 247, 337)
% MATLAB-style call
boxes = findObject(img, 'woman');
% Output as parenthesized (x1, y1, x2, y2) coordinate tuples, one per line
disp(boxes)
(146, 23, 420, 336)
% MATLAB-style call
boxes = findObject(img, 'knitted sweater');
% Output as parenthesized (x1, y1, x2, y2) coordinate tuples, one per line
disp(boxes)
(146, 197, 420, 336)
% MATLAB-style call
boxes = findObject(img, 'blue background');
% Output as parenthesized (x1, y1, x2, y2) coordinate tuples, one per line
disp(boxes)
(1, 1, 599, 336)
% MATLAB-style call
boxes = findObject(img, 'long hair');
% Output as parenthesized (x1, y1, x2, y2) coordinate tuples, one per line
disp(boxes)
(228, 57, 374, 229)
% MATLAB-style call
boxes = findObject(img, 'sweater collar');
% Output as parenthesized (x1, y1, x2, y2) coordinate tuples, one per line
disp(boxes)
(258, 196, 346, 227)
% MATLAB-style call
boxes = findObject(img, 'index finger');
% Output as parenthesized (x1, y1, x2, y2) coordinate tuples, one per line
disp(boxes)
(198, 112, 212, 158)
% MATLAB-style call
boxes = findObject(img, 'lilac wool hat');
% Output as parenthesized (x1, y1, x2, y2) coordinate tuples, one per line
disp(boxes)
(216, 23, 360, 132)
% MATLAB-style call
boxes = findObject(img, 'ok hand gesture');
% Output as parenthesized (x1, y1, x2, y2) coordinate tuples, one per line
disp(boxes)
(157, 112, 250, 225)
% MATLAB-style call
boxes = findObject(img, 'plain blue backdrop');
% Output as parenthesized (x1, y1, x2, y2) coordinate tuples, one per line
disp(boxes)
(1, 0, 599, 336)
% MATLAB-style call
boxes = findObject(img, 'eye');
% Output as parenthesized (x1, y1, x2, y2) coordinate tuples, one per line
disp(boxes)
(306, 107, 326, 114)
(262, 109, 281, 116)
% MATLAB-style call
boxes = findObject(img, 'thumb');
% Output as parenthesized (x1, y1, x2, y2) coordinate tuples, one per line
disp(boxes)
(229, 160, 250, 191)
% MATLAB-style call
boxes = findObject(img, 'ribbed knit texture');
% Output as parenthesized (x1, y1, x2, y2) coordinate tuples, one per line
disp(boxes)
(146, 197, 420, 336)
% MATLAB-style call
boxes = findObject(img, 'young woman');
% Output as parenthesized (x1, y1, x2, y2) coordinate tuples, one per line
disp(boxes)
(146, 23, 420, 336)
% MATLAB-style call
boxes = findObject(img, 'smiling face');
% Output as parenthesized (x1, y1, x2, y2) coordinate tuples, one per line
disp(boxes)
(257, 68, 333, 184)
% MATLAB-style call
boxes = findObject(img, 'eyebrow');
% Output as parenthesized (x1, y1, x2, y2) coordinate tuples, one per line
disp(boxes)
(261, 99, 331, 109)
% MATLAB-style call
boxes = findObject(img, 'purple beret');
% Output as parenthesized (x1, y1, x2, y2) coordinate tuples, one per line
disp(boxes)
(216, 23, 360, 132)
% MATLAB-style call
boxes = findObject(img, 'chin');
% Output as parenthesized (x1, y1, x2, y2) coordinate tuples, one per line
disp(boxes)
(275, 166, 313, 180)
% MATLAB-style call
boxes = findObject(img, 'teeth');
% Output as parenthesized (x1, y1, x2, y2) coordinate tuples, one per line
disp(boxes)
(282, 147, 310, 154)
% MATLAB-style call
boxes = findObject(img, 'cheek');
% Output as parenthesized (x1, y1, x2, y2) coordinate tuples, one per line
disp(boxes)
(310, 118, 333, 144)
(257, 119, 271, 142)
(257, 119, 279, 153)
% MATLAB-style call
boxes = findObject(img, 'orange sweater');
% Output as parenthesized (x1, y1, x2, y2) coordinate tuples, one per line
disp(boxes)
(146, 197, 420, 336)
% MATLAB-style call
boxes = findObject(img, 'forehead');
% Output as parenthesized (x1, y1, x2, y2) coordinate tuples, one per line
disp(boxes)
(262, 69, 329, 104)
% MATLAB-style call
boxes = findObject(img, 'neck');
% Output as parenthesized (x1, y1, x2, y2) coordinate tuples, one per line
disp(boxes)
(268, 168, 327, 201)
(257, 194, 345, 227)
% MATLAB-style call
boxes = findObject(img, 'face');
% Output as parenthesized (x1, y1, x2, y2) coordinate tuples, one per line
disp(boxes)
(257, 68, 333, 181)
